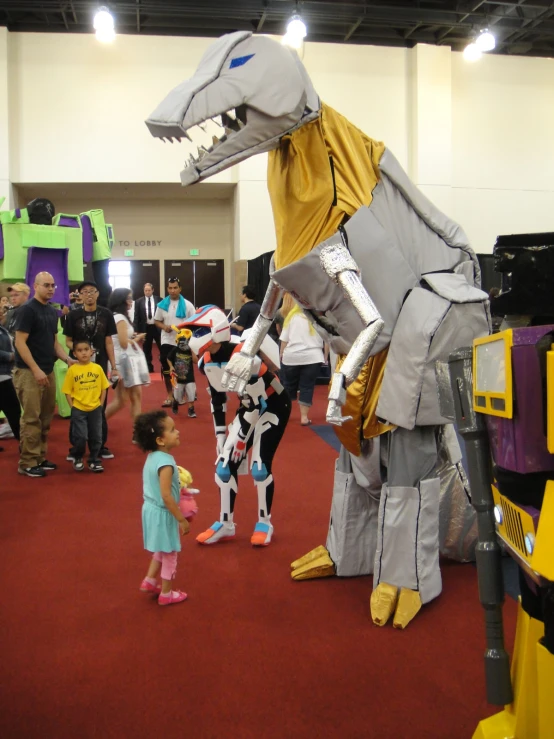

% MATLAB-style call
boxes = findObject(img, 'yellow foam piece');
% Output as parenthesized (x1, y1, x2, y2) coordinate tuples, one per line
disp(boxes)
(393, 588, 422, 630)
(370, 582, 398, 627)
(290, 545, 330, 571)
(290, 548, 335, 581)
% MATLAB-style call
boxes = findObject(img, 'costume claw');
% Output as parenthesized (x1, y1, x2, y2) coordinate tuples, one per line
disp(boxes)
(196, 521, 235, 545)
(370, 583, 399, 626)
(392, 588, 422, 629)
(290, 545, 335, 580)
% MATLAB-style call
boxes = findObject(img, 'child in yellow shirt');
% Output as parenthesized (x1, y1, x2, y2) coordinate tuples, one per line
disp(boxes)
(61, 339, 110, 472)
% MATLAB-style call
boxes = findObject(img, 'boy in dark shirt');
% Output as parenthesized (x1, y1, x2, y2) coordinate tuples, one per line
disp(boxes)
(167, 327, 196, 418)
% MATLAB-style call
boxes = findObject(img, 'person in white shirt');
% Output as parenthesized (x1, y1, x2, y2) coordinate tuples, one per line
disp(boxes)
(154, 277, 195, 407)
(134, 283, 162, 372)
(279, 293, 327, 426)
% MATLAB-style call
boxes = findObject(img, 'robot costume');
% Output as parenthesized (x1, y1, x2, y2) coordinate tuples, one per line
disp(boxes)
(146, 32, 488, 627)
(179, 306, 291, 547)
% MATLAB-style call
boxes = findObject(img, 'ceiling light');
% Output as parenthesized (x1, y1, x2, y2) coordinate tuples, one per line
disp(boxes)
(94, 6, 115, 43)
(476, 30, 496, 52)
(463, 43, 482, 62)
(283, 14, 307, 49)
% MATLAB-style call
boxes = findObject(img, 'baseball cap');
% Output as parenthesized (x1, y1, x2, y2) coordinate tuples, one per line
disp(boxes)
(7, 282, 31, 294)
(76, 281, 99, 292)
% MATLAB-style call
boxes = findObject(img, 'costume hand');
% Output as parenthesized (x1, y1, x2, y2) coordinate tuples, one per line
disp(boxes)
(221, 351, 256, 394)
(33, 368, 49, 386)
(231, 436, 247, 465)
(179, 519, 190, 536)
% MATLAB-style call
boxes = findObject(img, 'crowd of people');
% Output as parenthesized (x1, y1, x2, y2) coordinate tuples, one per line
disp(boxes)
(1, 273, 329, 605)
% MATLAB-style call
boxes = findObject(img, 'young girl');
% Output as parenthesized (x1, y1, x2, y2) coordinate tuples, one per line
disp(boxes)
(135, 410, 190, 606)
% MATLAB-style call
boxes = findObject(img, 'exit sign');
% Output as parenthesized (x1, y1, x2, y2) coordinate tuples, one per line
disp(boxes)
(124, 249, 134, 257)
(190, 249, 199, 256)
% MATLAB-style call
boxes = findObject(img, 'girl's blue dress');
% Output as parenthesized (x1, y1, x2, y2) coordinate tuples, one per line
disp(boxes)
(142, 451, 181, 553)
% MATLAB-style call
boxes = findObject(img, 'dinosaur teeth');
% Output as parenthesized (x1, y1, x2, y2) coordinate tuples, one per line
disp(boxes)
(225, 108, 236, 120)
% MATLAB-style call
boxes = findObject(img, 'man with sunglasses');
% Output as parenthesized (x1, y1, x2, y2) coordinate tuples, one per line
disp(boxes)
(63, 280, 119, 460)
(13, 272, 75, 477)
(154, 276, 195, 408)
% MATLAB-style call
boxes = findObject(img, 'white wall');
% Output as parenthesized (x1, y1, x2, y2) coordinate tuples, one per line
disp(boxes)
(3, 30, 554, 261)
(451, 52, 554, 252)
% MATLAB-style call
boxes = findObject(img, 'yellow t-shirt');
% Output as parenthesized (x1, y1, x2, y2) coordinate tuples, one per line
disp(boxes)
(61, 361, 110, 412)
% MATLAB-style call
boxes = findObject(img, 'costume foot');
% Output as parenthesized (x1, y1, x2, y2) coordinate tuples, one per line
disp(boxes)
(251, 521, 273, 546)
(196, 521, 236, 544)
(290, 545, 335, 580)
(393, 588, 422, 629)
(370, 583, 399, 626)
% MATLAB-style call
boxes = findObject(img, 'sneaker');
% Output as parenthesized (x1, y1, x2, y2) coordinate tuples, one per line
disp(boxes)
(158, 590, 188, 606)
(188, 406, 196, 418)
(100, 447, 114, 460)
(66, 453, 75, 462)
(0, 422, 14, 439)
(39, 460, 57, 471)
(196, 521, 235, 545)
(139, 579, 162, 595)
(18, 466, 46, 478)
(251, 521, 274, 547)
(73, 458, 84, 472)
(88, 461, 104, 473)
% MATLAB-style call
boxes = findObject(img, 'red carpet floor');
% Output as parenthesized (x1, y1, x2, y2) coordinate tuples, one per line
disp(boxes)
(0, 376, 516, 738)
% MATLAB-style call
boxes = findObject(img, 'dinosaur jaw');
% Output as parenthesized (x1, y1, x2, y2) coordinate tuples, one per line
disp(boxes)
(149, 102, 300, 186)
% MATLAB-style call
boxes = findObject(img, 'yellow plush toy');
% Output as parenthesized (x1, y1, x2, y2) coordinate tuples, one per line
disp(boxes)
(177, 466, 199, 522)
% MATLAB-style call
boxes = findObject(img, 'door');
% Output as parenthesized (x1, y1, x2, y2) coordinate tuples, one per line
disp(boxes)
(194, 259, 225, 309)
(130, 260, 161, 299)
(164, 260, 194, 302)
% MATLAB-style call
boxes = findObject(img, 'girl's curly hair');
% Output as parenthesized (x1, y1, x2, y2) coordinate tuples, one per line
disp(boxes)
(133, 410, 169, 452)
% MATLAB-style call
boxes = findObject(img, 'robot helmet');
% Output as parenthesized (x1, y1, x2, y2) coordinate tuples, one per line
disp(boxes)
(179, 305, 231, 355)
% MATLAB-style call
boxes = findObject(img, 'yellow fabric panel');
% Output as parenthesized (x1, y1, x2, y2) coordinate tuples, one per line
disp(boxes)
(268, 103, 385, 269)
(333, 350, 395, 456)
(61, 362, 110, 412)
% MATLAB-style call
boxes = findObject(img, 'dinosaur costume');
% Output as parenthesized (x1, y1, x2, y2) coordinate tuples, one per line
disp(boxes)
(146, 31, 489, 628)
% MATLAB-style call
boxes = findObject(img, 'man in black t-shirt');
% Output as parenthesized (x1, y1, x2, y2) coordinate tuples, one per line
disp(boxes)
(63, 281, 118, 459)
(13, 272, 74, 478)
(230, 285, 261, 334)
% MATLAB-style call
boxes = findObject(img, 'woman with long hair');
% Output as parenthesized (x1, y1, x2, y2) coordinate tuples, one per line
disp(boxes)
(279, 293, 326, 426)
(105, 288, 146, 425)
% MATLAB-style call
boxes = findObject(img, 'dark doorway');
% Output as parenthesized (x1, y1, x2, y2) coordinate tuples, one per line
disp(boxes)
(164, 260, 194, 302)
(163, 259, 224, 308)
(130, 260, 161, 299)
(195, 259, 225, 309)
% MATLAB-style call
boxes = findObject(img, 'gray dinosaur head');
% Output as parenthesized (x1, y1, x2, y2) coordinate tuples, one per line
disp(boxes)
(145, 32, 320, 185)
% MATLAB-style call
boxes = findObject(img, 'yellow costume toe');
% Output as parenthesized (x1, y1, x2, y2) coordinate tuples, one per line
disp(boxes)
(392, 588, 422, 629)
(290, 545, 335, 580)
(370, 583, 399, 626)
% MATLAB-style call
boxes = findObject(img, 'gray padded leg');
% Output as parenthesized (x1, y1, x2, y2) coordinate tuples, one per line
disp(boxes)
(326, 440, 381, 577)
(373, 427, 442, 604)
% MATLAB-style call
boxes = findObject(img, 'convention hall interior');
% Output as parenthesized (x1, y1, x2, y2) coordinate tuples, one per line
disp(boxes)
(1, 2, 553, 738)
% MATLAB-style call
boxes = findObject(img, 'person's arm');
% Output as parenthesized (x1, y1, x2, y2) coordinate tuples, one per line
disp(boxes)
(54, 336, 74, 365)
(116, 318, 130, 351)
(279, 341, 288, 361)
(65, 393, 73, 407)
(99, 388, 107, 406)
(154, 307, 171, 333)
(159, 466, 189, 535)
(104, 335, 119, 377)
(14, 331, 49, 385)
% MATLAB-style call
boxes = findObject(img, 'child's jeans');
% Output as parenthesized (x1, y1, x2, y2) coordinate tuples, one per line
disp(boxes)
(69, 406, 103, 462)
(152, 551, 178, 580)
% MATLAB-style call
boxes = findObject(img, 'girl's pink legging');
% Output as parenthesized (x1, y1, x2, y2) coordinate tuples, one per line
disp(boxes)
(152, 551, 178, 580)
